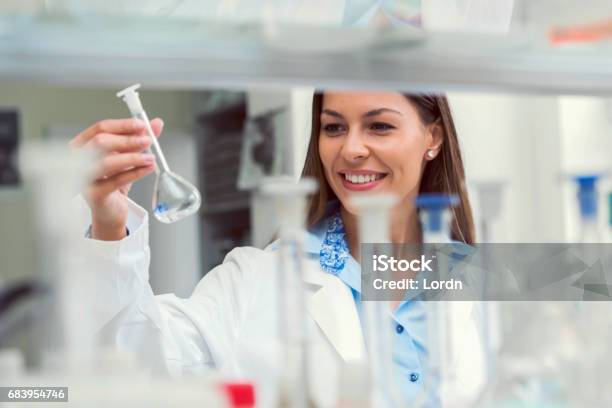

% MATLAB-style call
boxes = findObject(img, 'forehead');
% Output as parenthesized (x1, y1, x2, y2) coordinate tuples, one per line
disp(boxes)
(321, 91, 415, 114)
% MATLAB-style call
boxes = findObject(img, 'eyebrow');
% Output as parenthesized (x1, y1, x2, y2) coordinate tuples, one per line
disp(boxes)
(322, 108, 403, 119)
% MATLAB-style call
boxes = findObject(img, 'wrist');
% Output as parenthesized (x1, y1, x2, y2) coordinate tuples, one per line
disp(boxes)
(91, 220, 127, 241)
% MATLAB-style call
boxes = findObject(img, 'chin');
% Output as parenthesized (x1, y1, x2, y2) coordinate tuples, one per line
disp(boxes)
(337, 199, 358, 216)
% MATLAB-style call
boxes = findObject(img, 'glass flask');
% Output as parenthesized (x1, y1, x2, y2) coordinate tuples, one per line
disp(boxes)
(116, 84, 201, 224)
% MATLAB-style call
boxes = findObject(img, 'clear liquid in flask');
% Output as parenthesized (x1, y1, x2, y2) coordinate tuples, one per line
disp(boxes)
(152, 170, 201, 223)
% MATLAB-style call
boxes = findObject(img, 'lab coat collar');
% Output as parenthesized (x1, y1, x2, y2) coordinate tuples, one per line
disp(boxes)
(266, 233, 366, 361)
(302, 205, 366, 361)
(301, 260, 366, 362)
(304, 201, 360, 292)
(304, 202, 360, 296)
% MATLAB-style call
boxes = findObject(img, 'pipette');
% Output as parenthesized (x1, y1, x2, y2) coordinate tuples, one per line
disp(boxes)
(117, 84, 201, 224)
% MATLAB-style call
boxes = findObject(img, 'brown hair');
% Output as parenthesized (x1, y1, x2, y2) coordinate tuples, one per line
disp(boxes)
(300, 92, 475, 244)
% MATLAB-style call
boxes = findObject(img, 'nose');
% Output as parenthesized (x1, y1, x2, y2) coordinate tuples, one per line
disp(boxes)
(340, 130, 369, 162)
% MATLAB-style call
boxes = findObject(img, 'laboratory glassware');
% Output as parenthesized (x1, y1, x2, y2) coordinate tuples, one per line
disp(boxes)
(609, 192, 612, 226)
(472, 181, 505, 243)
(470, 183, 515, 408)
(416, 193, 457, 243)
(566, 175, 612, 406)
(480, 175, 610, 407)
(260, 176, 317, 408)
(116, 84, 201, 224)
(352, 193, 405, 408)
(609, 192, 612, 239)
(414, 193, 458, 407)
(21, 143, 98, 371)
(472, 182, 503, 388)
(573, 175, 602, 243)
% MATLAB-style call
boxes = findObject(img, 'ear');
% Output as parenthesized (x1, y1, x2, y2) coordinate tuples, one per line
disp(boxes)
(425, 122, 444, 160)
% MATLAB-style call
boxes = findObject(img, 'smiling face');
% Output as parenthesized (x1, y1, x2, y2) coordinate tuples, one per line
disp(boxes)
(318, 91, 443, 216)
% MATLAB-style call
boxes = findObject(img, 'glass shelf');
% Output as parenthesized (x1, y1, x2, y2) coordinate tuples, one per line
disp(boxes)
(1, 14, 612, 94)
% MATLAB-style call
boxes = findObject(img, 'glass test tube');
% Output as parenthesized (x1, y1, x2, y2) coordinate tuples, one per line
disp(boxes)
(415, 193, 458, 407)
(260, 176, 317, 408)
(473, 182, 503, 392)
(352, 193, 405, 408)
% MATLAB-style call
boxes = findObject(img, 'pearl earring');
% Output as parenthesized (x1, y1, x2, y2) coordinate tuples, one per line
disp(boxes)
(427, 149, 436, 159)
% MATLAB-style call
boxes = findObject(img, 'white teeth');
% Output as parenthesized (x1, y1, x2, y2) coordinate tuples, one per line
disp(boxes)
(344, 173, 382, 184)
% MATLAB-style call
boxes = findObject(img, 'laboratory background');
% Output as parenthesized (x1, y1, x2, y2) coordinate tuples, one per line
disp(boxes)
(2, 0, 612, 407)
(2, 87, 612, 293)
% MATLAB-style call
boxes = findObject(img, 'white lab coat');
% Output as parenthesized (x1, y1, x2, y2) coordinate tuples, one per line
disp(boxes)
(74, 197, 486, 407)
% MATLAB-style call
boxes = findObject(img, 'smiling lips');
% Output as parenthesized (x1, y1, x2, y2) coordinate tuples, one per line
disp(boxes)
(339, 170, 388, 191)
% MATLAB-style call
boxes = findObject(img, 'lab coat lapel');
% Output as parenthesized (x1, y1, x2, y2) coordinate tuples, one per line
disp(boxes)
(302, 263, 366, 362)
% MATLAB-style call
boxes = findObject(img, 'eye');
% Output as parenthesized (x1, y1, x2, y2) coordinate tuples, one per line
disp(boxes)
(323, 123, 346, 136)
(369, 122, 396, 133)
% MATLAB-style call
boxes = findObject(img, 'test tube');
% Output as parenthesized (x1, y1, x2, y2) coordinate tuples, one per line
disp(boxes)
(260, 176, 317, 408)
(571, 175, 604, 301)
(352, 193, 405, 408)
(472, 182, 503, 388)
(415, 193, 458, 407)
(116, 84, 201, 224)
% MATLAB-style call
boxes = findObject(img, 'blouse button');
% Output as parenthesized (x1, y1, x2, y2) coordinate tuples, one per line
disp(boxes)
(410, 372, 419, 382)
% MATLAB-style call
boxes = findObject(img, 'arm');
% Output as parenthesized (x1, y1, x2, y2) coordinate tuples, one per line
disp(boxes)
(74, 195, 255, 377)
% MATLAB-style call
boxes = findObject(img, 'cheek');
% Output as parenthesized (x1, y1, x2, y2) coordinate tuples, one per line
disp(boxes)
(380, 136, 424, 186)
(318, 136, 337, 176)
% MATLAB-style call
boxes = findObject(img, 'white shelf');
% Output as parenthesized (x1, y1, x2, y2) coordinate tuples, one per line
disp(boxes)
(1, 16, 612, 94)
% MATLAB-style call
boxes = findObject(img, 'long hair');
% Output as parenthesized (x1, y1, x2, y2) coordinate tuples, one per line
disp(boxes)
(301, 92, 475, 244)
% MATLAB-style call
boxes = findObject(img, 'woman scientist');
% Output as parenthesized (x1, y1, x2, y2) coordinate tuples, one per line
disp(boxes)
(70, 92, 484, 407)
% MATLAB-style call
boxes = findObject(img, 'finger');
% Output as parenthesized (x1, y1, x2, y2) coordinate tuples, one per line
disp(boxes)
(91, 164, 156, 198)
(69, 118, 146, 148)
(145, 117, 164, 138)
(94, 153, 156, 179)
(85, 133, 151, 153)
